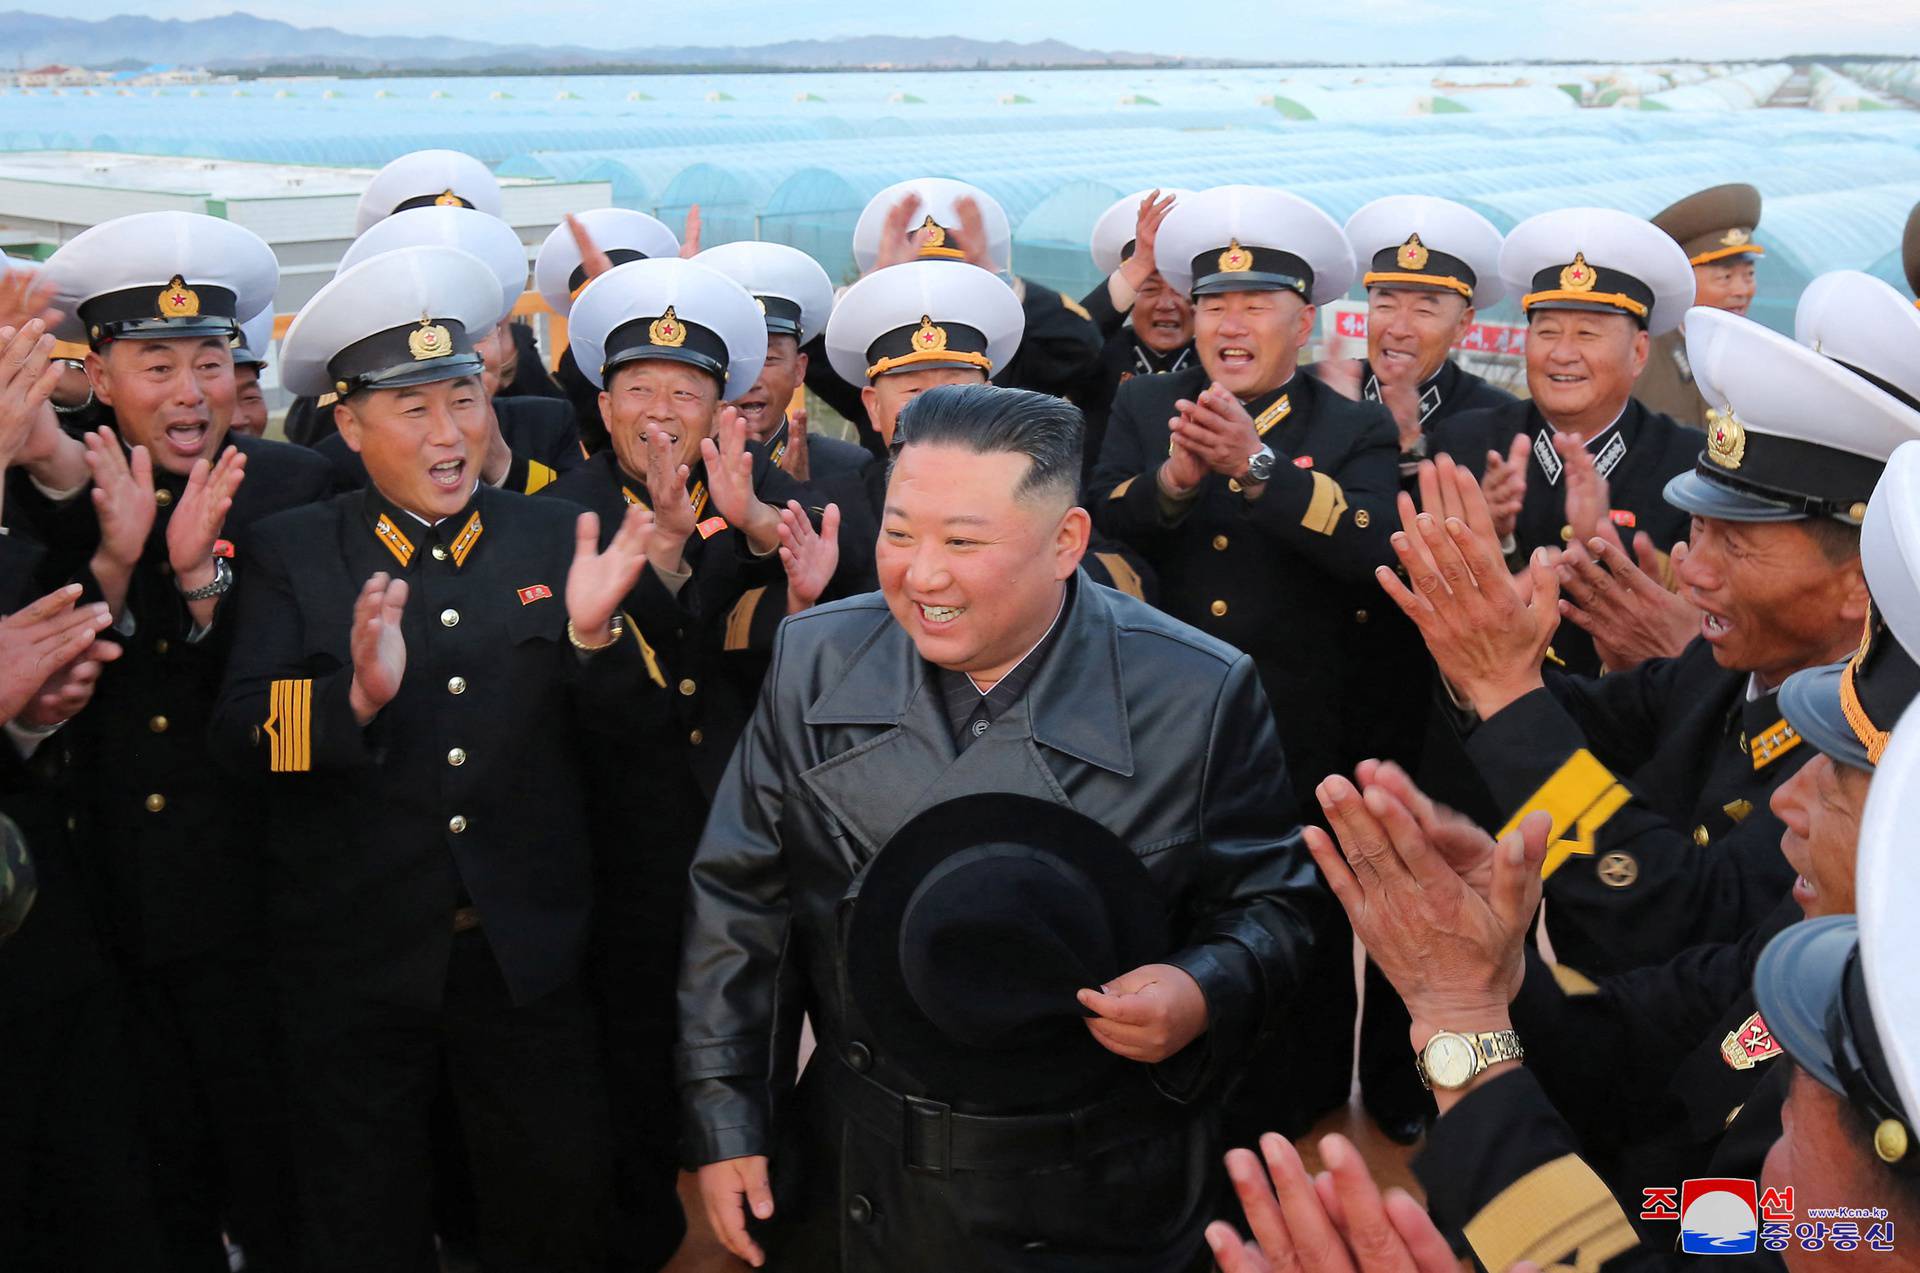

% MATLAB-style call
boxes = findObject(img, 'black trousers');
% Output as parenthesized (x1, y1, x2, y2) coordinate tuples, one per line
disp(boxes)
(0, 980, 166, 1272)
(125, 949, 297, 1273)
(280, 929, 612, 1273)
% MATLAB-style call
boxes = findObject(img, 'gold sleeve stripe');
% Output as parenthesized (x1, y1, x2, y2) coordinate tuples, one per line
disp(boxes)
(1093, 552, 1146, 600)
(524, 460, 558, 495)
(1464, 1153, 1640, 1273)
(1548, 963, 1601, 997)
(1108, 475, 1137, 501)
(1301, 471, 1347, 535)
(1496, 749, 1631, 879)
(725, 587, 768, 652)
(625, 612, 666, 689)
(265, 678, 313, 773)
(1059, 294, 1092, 321)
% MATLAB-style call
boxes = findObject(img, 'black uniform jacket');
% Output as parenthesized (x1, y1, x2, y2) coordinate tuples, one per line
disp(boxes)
(1467, 638, 1805, 975)
(1510, 894, 1800, 1221)
(1088, 366, 1400, 791)
(803, 277, 1105, 457)
(313, 395, 585, 495)
(211, 484, 666, 1008)
(810, 452, 1158, 609)
(12, 432, 333, 968)
(543, 446, 802, 799)
(1072, 279, 1196, 484)
(1416, 1065, 1785, 1273)
(1357, 356, 1516, 474)
(675, 577, 1320, 1271)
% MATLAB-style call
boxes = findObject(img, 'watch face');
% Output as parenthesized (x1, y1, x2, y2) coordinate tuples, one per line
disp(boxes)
(1424, 1033, 1478, 1088)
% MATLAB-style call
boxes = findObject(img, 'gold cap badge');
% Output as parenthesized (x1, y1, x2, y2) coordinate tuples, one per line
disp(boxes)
(408, 319, 452, 361)
(912, 314, 948, 353)
(649, 306, 687, 348)
(1721, 226, 1750, 247)
(1218, 238, 1253, 273)
(919, 215, 947, 249)
(1705, 405, 1747, 470)
(754, 295, 768, 315)
(1560, 252, 1597, 293)
(157, 274, 201, 318)
(433, 188, 463, 207)
(1396, 233, 1430, 271)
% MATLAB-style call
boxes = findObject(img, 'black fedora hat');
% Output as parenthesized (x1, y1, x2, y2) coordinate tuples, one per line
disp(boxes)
(844, 793, 1169, 1111)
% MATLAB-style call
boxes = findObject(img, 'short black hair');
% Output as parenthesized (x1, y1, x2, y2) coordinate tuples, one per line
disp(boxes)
(890, 383, 1083, 505)
(1804, 515, 1863, 566)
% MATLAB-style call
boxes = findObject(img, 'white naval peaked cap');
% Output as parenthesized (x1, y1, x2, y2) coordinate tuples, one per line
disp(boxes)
(534, 208, 681, 317)
(694, 240, 836, 345)
(233, 307, 276, 368)
(1345, 194, 1507, 308)
(342, 206, 530, 320)
(42, 211, 279, 347)
(1500, 206, 1694, 337)
(823, 258, 1024, 388)
(1664, 306, 1920, 524)
(1857, 699, 1920, 1133)
(280, 245, 505, 399)
(1156, 185, 1354, 305)
(354, 149, 502, 236)
(566, 257, 766, 399)
(1794, 270, 1920, 411)
(852, 177, 1012, 275)
(1867, 442, 1920, 659)
(1090, 188, 1196, 278)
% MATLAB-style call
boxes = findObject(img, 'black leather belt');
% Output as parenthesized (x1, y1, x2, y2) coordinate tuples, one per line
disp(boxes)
(822, 1053, 1186, 1176)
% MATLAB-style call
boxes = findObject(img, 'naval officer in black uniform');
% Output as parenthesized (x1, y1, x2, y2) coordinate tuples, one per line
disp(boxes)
(213, 243, 666, 1272)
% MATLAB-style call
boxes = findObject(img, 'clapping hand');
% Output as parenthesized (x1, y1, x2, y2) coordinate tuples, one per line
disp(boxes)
(565, 505, 653, 646)
(0, 584, 114, 725)
(678, 203, 703, 258)
(699, 406, 782, 554)
(776, 406, 811, 482)
(166, 448, 247, 614)
(1116, 189, 1178, 293)
(1556, 534, 1699, 672)
(0, 321, 63, 471)
(778, 500, 839, 614)
(347, 572, 409, 725)
(1481, 433, 1529, 543)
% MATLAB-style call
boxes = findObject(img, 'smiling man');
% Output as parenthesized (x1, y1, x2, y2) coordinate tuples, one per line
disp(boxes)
(678, 382, 1318, 1273)
(213, 243, 665, 1272)
(1637, 184, 1765, 430)
(1382, 306, 1920, 980)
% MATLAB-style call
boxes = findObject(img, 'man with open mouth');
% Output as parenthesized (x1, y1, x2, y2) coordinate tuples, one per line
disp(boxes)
(212, 242, 666, 1272)
(25, 208, 333, 1271)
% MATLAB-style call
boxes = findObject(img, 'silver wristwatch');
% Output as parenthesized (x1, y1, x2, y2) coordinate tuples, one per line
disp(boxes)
(1416, 1028, 1524, 1091)
(179, 556, 233, 601)
(1243, 444, 1277, 484)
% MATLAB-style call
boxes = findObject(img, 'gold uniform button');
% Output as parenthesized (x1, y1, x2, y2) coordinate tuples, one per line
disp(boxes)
(1210, 600, 1228, 617)
(678, 678, 697, 697)
(1211, 535, 1229, 551)
(155, 488, 173, 507)
(448, 815, 468, 834)
(1354, 610, 1369, 624)
(447, 748, 467, 767)
(66, 815, 78, 832)
(154, 638, 170, 655)
(144, 793, 166, 813)
(447, 676, 467, 695)
(1228, 478, 1243, 493)
(431, 545, 449, 561)
(1597, 851, 1638, 888)
(440, 609, 460, 628)
(1692, 825, 1710, 846)
(689, 728, 705, 745)
(148, 715, 169, 733)
(1560, 524, 1573, 543)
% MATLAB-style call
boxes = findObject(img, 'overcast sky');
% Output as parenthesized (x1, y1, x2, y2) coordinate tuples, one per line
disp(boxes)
(51, 1, 1920, 62)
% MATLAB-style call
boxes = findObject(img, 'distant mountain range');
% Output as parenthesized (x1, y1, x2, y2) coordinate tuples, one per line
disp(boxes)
(0, 11, 1177, 72)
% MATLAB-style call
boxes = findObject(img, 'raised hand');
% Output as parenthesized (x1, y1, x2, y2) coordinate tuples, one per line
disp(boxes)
(1555, 431, 1625, 557)
(1310, 355, 1364, 403)
(953, 195, 997, 272)
(1380, 456, 1559, 719)
(870, 191, 925, 273)
(166, 446, 247, 598)
(1075, 961, 1209, 1063)
(0, 320, 63, 471)
(677, 203, 703, 258)
(347, 572, 409, 725)
(1171, 383, 1263, 480)
(0, 267, 58, 335)
(15, 636, 122, 731)
(1159, 419, 1211, 497)
(699, 405, 781, 553)
(696, 1155, 773, 1268)
(1206, 1132, 1462, 1273)
(1369, 345, 1427, 453)
(1481, 432, 1529, 542)
(776, 406, 811, 482)
(564, 214, 616, 287)
(1116, 189, 1178, 292)
(1353, 758, 1497, 903)
(778, 500, 839, 614)
(0, 584, 113, 724)
(566, 506, 652, 645)
(1556, 533, 1700, 672)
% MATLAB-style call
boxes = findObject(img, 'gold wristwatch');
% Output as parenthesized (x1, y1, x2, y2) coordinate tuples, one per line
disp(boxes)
(1416, 1028, 1524, 1091)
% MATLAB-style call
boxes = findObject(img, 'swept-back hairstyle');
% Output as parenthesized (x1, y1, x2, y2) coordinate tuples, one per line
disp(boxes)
(890, 383, 1083, 505)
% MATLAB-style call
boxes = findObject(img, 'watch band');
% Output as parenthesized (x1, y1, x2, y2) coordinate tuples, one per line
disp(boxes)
(1416, 1027, 1524, 1090)
(567, 613, 625, 652)
(179, 556, 232, 601)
